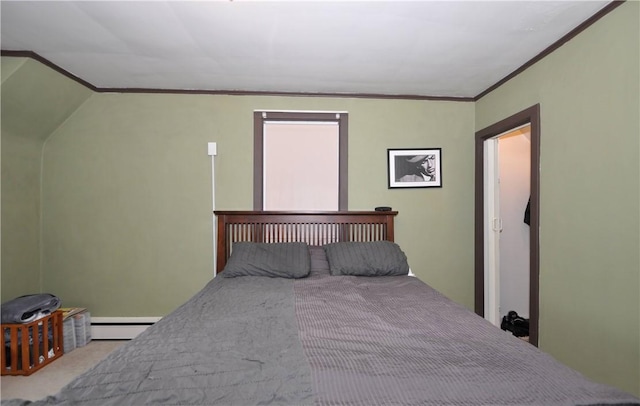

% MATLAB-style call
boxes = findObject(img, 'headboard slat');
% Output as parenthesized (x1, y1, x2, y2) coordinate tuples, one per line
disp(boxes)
(214, 211, 398, 273)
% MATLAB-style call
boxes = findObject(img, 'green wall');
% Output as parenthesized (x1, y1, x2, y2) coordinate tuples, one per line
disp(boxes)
(1, 58, 92, 301)
(475, 2, 639, 395)
(40, 93, 475, 315)
(1, 131, 42, 298)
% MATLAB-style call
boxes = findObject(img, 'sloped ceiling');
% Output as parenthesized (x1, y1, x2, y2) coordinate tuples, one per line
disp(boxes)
(0, 1, 612, 98)
(1, 58, 92, 140)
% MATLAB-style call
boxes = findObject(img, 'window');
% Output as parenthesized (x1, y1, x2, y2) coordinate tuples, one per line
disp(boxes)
(254, 111, 348, 210)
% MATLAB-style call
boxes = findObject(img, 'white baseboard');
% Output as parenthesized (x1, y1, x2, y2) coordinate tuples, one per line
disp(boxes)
(90, 317, 161, 340)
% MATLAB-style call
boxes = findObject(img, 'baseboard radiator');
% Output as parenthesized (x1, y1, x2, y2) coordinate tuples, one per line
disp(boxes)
(91, 317, 161, 340)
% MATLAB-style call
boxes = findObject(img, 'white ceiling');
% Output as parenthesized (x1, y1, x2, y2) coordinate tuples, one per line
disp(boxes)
(1, 1, 610, 98)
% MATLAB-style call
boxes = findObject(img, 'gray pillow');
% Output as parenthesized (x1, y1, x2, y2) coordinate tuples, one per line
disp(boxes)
(222, 242, 311, 278)
(309, 245, 331, 275)
(323, 241, 409, 276)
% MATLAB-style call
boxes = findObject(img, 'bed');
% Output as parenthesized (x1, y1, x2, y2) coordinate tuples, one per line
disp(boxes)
(4, 211, 638, 406)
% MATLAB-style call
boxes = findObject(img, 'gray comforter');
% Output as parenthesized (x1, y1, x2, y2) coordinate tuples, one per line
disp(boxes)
(4, 271, 638, 405)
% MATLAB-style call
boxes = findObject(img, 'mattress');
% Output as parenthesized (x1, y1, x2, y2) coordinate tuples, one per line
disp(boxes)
(3, 251, 638, 405)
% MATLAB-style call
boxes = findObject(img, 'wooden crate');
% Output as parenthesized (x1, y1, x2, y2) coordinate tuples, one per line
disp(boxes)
(1, 310, 64, 376)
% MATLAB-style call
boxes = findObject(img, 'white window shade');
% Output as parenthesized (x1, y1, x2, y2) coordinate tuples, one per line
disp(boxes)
(263, 122, 339, 211)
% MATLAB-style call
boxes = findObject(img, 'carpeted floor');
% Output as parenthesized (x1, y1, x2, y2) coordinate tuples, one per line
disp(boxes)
(1, 340, 126, 402)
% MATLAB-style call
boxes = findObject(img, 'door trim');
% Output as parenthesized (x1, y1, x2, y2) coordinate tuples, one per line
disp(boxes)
(475, 104, 540, 346)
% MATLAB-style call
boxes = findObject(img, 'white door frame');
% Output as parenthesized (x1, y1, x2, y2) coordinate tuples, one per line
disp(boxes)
(483, 138, 501, 326)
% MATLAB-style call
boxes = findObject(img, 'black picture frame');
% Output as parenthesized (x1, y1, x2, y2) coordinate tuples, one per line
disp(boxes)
(388, 148, 442, 188)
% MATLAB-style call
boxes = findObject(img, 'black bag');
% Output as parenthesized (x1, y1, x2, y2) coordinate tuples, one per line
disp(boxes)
(501, 310, 529, 337)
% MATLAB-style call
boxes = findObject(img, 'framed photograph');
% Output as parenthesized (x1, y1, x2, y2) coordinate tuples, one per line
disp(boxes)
(388, 148, 442, 188)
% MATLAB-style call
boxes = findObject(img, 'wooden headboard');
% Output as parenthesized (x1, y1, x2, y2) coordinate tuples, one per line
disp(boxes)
(214, 211, 398, 272)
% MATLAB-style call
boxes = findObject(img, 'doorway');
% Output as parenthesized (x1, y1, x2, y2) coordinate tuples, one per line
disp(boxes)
(474, 104, 540, 346)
